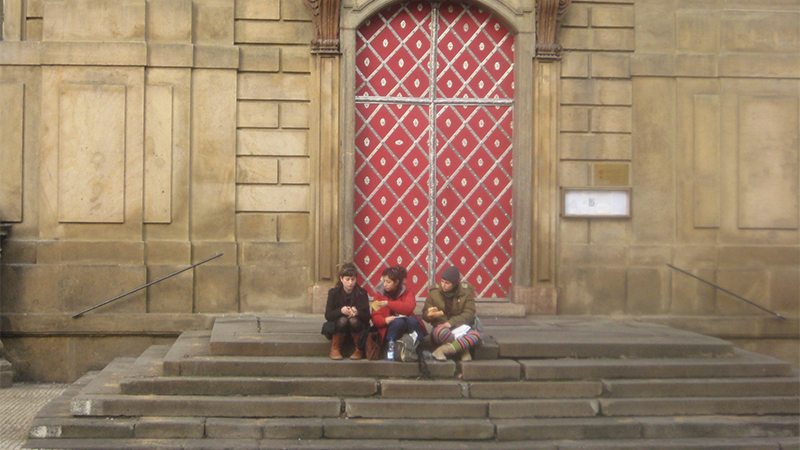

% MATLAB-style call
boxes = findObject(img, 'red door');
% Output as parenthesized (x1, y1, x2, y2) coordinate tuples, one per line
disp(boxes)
(354, 0, 514, 298)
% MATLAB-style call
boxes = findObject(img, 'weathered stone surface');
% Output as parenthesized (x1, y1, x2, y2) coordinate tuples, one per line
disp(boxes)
(495, 417, 640, 442)
(460, 360, 521, 381)
(147, 0, 192, 43)
(237, 101, 279, 128)
(600, 396, 800, 417)
(345, 398, 487, 419)
(468, 381, 602, 399)
(380, 380, 463, 399)
(322, 418, 495, 440)
(490, 399, 599, 419)
(133, 417, 205, 439)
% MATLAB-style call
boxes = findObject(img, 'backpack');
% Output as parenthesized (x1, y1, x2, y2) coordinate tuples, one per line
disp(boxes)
(396, 332, 419, 363)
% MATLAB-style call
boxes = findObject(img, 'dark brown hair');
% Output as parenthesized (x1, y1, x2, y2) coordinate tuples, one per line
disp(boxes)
(335, 262, 359, 288)
(381, 266, 407, 295)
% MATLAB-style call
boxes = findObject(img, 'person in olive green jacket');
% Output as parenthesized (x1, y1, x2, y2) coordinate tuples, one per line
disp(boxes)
(422, 266, 482, 361)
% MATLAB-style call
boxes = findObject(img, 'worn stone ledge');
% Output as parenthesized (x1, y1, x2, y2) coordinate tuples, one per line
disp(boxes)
(0, 41, 41, 65)
(632, 315, 800, 340)
(632, 53, 800, 79)
(41, 42, 148, 66)
(2, 313, 796, 340)
(0, 313, 218, 336)
(0, 41, 242, 69)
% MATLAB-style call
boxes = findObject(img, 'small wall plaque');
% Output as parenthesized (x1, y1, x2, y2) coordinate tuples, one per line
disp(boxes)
(561, 187, 631, 218)
(593, 163, 630, 187)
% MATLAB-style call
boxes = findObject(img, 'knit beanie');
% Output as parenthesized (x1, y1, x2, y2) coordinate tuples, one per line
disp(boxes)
(441, 266, 460, 285)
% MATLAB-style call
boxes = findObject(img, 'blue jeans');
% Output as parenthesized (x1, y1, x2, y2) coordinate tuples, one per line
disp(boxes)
(385, 316, 423, 342)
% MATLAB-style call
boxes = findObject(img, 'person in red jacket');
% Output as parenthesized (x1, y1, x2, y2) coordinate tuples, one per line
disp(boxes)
(371, 266, 426, 360)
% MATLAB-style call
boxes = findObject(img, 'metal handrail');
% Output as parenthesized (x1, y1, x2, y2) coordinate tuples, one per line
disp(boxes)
(72, 253, 223, 318)
(667, 264, 787, 321)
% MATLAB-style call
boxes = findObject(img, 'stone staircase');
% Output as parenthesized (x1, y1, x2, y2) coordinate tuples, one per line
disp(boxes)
(24, 315, 800, 449)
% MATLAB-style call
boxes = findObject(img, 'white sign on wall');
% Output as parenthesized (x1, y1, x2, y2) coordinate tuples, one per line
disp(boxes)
(561, 188, 631, 218)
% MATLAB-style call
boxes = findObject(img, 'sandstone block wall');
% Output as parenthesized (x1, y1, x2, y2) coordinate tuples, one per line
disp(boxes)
(0, 0, 317, 381)
(556, 0, 798, 363)
(0, 0, 798, 381)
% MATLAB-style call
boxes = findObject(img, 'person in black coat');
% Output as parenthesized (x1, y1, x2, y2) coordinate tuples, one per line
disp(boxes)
(324, 262, 371, 359)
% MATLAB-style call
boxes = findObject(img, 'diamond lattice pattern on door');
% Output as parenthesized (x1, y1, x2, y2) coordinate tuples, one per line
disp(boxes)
(355, 0, 513, 299)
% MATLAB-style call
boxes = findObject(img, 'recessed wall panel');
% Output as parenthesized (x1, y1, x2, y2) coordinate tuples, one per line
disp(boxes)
(0, 83, 25, 222)
(738, 95, 799, 229)
(144, 84, 173, 223)
(58, 84, 126, 223)
(693, 94, 721, 229)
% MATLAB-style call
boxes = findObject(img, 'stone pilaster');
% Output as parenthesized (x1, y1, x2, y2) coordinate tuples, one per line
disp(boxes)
(0, 224, 12, 388)
(526, 0, 572, 314)
(310, 53, 342, 284)
(303, 0, 342, 283)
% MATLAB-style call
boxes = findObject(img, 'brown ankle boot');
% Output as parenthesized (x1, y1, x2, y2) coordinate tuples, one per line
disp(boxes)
(350, 335, 363, 360)
(330, 334, 344, 360)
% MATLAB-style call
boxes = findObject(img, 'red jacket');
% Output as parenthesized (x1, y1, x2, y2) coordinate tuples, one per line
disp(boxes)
(371, 285, 427, 341)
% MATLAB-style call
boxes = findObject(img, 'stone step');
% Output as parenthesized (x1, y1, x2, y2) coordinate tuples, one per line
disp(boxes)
(70, 394, 343, 418)
(381, 379, 604, 399)
(175, 355, 456, 378)
(164, 329, 457, 378)
(165, 347, 791, 382)
(494, 416, 800, 441)
(26, 370, 800, 447)
(28, 415, 799, 444)
(598, 396, 800, 417)
(205, 316, 734, 361)
(22, 437, 800, 450)
(520, 349, 794, 380)
(323, 418, 497, 441)
(208, 316, 501, 359)
(68, 387, 798, 420)
(488, 319, 735, 359)
(115, 372, 800, 406)
(162, 330, 211, 376)
(120, 375, 379, 397)
(121, 376, 605, 400)
(553, 438, 798, 450)
(602, 377, 800, 398)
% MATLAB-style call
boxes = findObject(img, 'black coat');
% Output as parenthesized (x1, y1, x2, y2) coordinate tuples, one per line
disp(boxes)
(324, 283, 371, 325)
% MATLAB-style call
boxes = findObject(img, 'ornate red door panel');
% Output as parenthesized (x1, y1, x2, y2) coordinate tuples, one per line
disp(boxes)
(355, 1, 514, 298)
(435, 105, 513, 299)
(354, 102, 432, 294)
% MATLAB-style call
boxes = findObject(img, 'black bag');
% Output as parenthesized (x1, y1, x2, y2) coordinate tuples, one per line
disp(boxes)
(320, 321, 336, 340)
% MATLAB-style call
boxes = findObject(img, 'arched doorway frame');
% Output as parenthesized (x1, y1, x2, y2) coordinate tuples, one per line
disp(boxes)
(339, 0, 551, 310)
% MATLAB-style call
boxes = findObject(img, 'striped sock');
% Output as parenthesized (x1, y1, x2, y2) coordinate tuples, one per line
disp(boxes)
(454, 331, 482, 351)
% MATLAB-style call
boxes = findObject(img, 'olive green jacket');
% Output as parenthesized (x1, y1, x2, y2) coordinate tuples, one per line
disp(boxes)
(421, 282, 476, 329)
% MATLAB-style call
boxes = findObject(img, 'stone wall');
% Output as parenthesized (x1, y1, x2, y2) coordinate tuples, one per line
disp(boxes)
(0, 0, 797, 382)
(0, 0, 317, 382)
(555, 0, 799, 362)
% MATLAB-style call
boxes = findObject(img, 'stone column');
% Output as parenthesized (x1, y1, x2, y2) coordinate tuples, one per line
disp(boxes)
(305, 0, 343, 312)
(0, 224, 12, 387)
(525, 0, 572, 314)
(303, 0, 342, 282)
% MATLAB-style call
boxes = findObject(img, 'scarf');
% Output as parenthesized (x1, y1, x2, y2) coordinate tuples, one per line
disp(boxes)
(442, 284, 459, 316)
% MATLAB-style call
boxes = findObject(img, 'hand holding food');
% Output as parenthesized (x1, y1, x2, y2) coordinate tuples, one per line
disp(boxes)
(427, 306, 445, 318)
